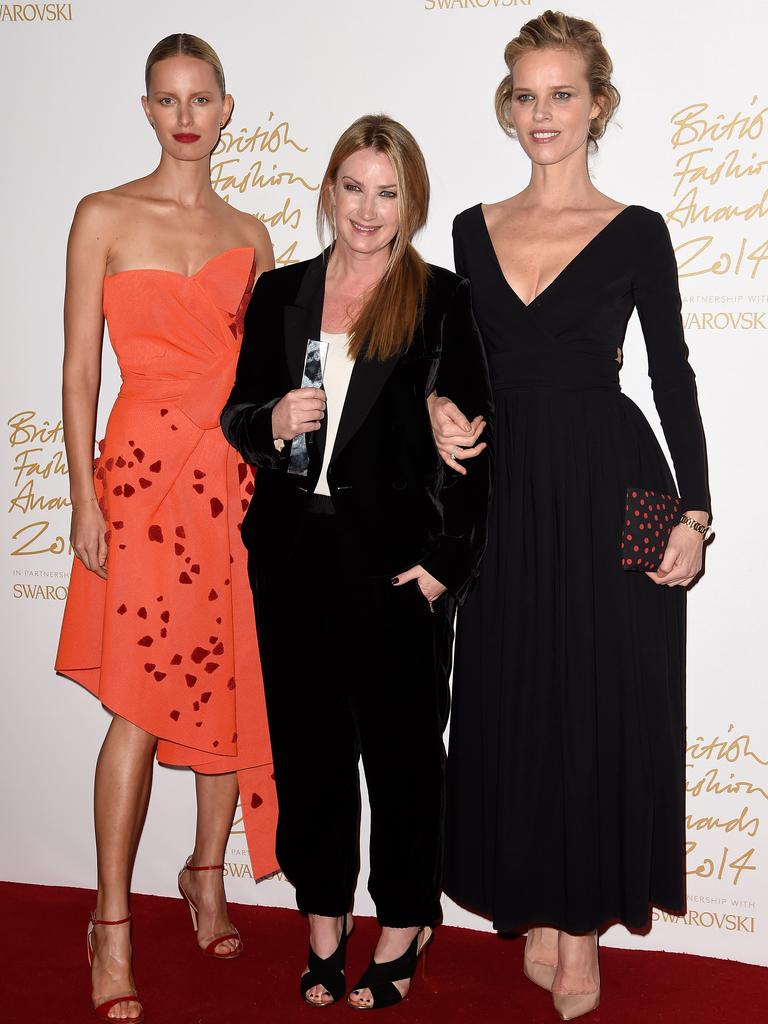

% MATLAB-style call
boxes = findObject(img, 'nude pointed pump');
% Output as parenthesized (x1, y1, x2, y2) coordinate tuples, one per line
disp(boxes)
(552, 933, 600, 1021)
(523, 931, 558, 991)
(86, 913, 144, 1023)
(177, 856, 243, 958)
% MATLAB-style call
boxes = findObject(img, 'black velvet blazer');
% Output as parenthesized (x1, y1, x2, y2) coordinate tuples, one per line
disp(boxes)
(221, 252, 494, 603)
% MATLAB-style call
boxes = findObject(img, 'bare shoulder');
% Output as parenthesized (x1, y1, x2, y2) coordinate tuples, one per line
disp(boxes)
(72, 176, 155, 235)
(222, 201, 274, 270)
(66, 191, 121, 284)
(71, 189, 120, 231)
(68, 192, 123, 264)
(224, 202, 270, 244)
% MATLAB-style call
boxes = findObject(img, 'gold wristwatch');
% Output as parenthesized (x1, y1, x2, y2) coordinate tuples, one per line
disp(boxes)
(679, 513, 711, 539)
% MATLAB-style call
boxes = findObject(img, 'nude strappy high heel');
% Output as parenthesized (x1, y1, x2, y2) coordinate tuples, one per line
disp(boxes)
(177, 856, 243, 959)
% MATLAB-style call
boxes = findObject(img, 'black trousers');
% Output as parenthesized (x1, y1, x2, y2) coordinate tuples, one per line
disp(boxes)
(250, 503, 454, 927)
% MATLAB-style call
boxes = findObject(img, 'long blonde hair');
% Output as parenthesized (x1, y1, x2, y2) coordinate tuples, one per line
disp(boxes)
(317, 115, 430, 362)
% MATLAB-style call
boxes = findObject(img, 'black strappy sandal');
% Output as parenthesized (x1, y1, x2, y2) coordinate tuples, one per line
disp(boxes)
(347, 926, 433, 1011)
(300, 916, 353, 1007)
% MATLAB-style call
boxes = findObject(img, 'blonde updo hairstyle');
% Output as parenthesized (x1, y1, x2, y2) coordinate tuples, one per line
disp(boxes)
(495, 10, 620, 151)
(145, 32, 226, 97)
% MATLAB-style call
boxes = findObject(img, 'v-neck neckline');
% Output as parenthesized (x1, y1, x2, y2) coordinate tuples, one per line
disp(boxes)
(476, 203, 635, 309)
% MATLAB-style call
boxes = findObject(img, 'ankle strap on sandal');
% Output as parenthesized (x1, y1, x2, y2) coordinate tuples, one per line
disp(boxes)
(91, 912, 131, 926)
(184, 856, 225, 872)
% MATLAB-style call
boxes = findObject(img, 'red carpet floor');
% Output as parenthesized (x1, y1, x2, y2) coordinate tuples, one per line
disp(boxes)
(2, 881, 765, 1024)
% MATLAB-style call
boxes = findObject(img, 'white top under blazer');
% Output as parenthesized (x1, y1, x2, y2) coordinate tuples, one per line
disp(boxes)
(314, 331, 354, 496)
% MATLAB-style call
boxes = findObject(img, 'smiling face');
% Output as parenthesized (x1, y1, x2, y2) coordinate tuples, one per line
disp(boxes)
(329, 147, 401, 259)
(141, 55, 232, 160)
(507, 47, 601, 166)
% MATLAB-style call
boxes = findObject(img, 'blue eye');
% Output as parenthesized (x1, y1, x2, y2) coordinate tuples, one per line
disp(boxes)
(344, 183, 361, 192)
(554, 92, 572, 100)
(516, 94, 534, 103)
(380, 191, 397, 199)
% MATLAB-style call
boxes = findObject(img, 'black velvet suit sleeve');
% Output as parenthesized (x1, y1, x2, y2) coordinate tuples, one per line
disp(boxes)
(220, 270, 293, 470)
(632, 213, 710, 514)
(420, 278, 494, 603)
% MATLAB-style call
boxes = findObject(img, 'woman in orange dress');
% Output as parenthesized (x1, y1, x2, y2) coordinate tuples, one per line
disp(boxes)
(55, 34, 277, 1023)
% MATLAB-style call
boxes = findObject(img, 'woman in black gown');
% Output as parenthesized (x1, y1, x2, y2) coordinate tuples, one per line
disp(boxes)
(430, 12, 710, 1020)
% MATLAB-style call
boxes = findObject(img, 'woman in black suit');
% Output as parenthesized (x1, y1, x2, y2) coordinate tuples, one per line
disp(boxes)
(221, 114, 493, 1010)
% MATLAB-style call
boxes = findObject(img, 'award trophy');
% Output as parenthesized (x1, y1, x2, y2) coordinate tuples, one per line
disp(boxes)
(287, 338, 329, 476)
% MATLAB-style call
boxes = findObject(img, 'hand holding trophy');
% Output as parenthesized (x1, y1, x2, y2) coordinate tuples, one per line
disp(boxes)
(274, 339, 328, 474)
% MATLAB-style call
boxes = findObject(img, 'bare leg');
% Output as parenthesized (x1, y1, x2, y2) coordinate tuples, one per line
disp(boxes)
(347, 925, 421, 1008)
(91, 715, 157, 1021)
(526, 925, 559, 966)
(553, 931, 600, 995)
(177, 771, 240, 955)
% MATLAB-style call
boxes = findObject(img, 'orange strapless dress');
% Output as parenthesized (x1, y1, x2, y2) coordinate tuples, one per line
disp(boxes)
(56, 247, 277, 878)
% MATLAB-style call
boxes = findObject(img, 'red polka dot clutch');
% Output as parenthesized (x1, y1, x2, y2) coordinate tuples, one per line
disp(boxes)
(621, 487, 681, 571)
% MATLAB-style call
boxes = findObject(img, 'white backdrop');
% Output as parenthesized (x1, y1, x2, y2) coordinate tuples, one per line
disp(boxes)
(1, 0, 766, 968)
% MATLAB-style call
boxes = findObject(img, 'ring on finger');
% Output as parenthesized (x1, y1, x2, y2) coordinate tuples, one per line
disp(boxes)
(450, 445, 459, 460)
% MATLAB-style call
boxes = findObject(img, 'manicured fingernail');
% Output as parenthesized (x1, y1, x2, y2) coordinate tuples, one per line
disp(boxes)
(391, 577, 399, 584)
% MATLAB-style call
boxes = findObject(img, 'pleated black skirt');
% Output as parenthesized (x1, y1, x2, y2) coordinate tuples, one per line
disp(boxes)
(444, 386, 687, 934)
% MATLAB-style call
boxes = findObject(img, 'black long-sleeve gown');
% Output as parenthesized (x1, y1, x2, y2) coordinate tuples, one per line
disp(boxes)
(444, 204, 710, 934)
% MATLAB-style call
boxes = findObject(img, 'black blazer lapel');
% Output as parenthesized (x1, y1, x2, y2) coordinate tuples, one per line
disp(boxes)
(283, 252, 329, 487)
(284, 249, 401, 474)
(283, 253, 327, 386)
(331, 350, 400, 465)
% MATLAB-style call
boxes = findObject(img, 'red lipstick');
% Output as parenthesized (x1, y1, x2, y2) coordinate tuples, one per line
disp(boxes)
(173, 133, 200, 143)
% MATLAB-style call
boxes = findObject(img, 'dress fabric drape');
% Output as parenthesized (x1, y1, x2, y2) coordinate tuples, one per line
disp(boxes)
(56, 248, 278, 879)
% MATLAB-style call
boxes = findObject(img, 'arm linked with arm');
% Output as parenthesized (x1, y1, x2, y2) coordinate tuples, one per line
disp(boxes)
(420, 278, 494, 603)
